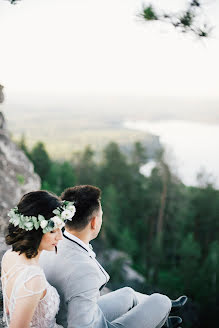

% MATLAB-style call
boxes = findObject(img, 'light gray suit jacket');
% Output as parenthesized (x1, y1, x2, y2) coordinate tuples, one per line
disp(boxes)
(40, 235, 110, 328)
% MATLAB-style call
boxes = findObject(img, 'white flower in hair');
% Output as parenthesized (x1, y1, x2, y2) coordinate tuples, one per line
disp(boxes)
(67, 205, 76, 216)
(61, 209, 74, 220)
(40, 220, 48, 229)
(8, 200, 75, 233)
(52, 216, 65, 228)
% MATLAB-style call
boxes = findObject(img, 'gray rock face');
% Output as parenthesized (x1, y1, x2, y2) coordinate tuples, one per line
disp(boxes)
(98, 249, 145, 284)
(0, 111, 41, 234)
(0, 88, 40, 324)
(0, 85, 4, 105)
(0, 113, 6, 131)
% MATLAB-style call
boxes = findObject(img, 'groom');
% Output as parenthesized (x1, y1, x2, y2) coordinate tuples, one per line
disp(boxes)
(40, 185, 182, 328)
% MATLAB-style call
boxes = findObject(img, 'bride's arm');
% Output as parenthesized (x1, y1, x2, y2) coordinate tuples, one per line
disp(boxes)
(9, 274, 46, 328)
(9, 292, 43, 328)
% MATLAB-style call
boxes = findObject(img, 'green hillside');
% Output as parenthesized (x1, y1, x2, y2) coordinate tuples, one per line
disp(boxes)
(6, 109, 157, 158)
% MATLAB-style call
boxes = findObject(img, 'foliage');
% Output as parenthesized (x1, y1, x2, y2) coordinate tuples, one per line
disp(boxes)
(7, 0, 212, 38)
(142, 5, 158, 21)
(16, 174, 25, 185)
(25, 139, 219, 328)
(72, 145, 98, 186)
(42, 161, 76, 196)
(30, 142, 51, 181)
(131, 141, 148, 168)
(141, 1, 213, 38)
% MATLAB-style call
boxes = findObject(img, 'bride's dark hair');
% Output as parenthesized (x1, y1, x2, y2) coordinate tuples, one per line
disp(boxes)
(5, 190, 61, 259)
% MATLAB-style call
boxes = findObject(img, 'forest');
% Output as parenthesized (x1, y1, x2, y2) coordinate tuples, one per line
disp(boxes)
(18, 138, 219, 328)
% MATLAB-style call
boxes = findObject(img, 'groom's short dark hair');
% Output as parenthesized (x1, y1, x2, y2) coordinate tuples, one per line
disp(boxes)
(61, 185, 101, 231)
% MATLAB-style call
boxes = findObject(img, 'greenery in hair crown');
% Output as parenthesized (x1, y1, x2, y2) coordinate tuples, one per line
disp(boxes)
(8, 201, 76, 233)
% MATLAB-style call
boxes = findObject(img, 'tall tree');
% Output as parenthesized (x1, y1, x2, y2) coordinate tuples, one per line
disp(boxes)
(30, 141, 51, 181)
(101, 184, 121, 246)
(72, 145, 97, 185)
(43, 161, 76, 195)
(130, 141, 147, 168)
(99, 142, 131, 191)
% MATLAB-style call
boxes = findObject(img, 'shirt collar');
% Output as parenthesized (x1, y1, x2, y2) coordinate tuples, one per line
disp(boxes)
(63, 230, 96, 258)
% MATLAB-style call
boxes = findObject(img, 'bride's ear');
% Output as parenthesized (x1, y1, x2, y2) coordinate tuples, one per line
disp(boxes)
(90, 216, 97, 230)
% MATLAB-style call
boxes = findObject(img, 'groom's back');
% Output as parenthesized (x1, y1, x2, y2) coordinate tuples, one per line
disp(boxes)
(40, 237, 109, 328)
(41, 185, 110, 327)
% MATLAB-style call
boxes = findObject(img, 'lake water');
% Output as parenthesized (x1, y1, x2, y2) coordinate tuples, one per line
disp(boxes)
(124, 120, 219, 188)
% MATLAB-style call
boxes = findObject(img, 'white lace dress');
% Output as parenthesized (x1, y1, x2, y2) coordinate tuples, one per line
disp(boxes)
(1, 262, 63, 328)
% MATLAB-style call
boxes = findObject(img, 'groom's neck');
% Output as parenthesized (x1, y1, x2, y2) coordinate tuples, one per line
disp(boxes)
(65, 227, 91, 245)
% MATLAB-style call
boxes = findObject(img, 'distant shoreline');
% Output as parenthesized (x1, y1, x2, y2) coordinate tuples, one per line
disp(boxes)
(123, 119, 219, 188)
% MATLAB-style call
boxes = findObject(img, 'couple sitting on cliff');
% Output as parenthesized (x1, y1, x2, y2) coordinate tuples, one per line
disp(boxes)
(1, 185, 187, 328)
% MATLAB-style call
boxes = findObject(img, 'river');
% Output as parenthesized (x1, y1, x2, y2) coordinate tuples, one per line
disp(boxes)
(124, 120, 219, 188)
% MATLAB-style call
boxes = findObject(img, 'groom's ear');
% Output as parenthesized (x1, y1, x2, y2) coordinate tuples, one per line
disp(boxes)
(90, 216, 97, 230)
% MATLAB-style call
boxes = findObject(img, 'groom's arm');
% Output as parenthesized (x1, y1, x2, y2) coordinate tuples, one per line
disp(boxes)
(65, 266, 108, 328)
(67, 287, 108, 328)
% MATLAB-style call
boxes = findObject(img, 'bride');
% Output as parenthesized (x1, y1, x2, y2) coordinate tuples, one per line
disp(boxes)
(1, 190, 76, 328)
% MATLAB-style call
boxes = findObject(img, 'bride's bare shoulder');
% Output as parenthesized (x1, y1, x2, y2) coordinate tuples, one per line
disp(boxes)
(1, 250, 46, 292)
(2, 249, 17, 260)
(1, 249, 23, 271)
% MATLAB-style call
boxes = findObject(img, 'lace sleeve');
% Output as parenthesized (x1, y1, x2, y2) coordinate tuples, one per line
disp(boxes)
(9, 266, 47, 320)
(14, 268, 46, 299)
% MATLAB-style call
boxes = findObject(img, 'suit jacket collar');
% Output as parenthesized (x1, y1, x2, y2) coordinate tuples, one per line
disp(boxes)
(63, 231, 96, 258)
(64, 230, 89, 250)
(63, 233, 88, 252)
(61, 233, 110, 288)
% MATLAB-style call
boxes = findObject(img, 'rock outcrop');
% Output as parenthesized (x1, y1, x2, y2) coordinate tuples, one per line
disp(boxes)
(0, 86, 4, 105)
(0, 118, 41, 233)
(0, 86, 40, 325)
(96, 247, 145, 290)
(0, 86, 41, 235)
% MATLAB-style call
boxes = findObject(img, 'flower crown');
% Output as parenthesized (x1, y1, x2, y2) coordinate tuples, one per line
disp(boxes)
(8, 200, 76, 233)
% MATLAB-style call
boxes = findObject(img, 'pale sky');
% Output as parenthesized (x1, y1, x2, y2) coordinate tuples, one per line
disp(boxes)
(0, 0, 219, 107)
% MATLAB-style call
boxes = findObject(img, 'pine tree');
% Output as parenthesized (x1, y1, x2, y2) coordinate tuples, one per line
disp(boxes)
(30, 142, 51, 180)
